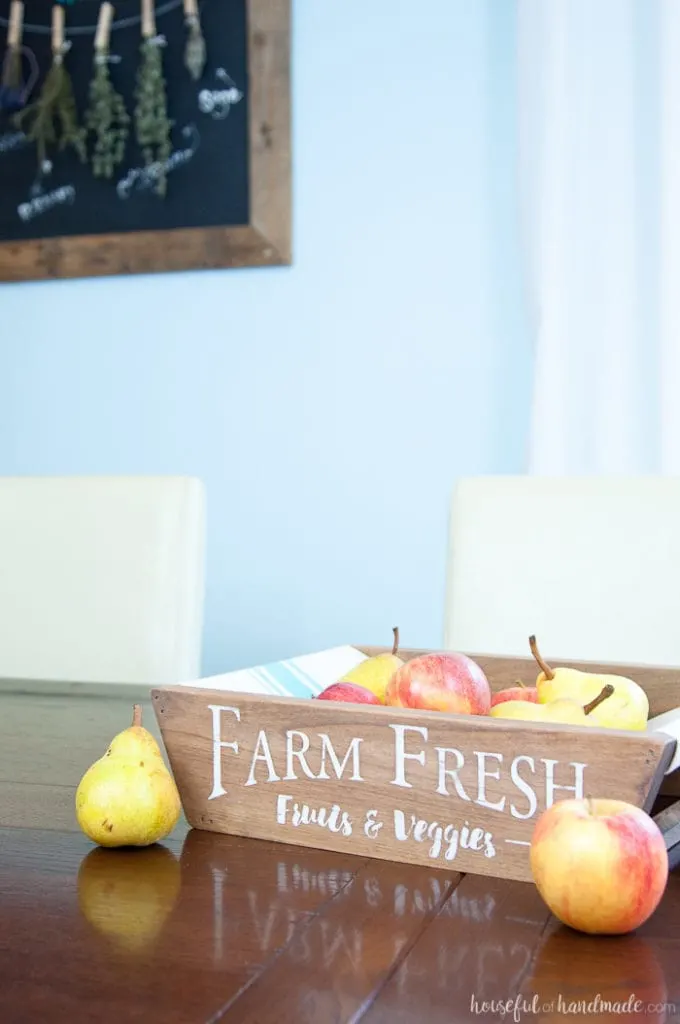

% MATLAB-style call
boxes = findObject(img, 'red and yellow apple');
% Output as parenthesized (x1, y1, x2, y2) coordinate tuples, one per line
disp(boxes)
(530, 797, 668, 935)
(316, 682, 382, 705)
(491, 681, 538, 707)
(385, 652, 491, 715)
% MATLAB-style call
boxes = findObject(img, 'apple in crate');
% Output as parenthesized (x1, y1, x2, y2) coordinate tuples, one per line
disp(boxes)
(491, 681, 538, 707)
(530, 798, 668, 935)
(316, 682, 382, 705)
(385, 652, 491, 714)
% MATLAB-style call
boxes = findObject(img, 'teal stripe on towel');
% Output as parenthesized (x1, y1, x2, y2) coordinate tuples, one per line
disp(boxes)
(283, 660, 323, 695)
(260, 660, 318, 699)
(251, 666, 288, 697)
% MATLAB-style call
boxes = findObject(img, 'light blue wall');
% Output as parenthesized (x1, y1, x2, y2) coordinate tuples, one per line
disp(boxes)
(0, 0, 530, 675)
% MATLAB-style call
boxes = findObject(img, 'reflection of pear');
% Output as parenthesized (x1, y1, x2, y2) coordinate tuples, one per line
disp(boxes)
(340, 627, 404, 702)
(75, 704, 181, 847)
(529, 635, 648, 730)
(78, 845, 181, 954)
(528, 925, 668, 1022)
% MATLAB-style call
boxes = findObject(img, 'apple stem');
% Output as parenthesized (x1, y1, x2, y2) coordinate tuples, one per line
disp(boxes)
(586, 795, 594, 816)
(529, 635, 554, 680)
(392, 626, 399, 656)
(515, 679, 526, 689)
(132, 704, 143, 728)
(583, 684, 614, 715)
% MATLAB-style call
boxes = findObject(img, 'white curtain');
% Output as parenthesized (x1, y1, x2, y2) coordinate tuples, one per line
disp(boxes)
(518, 0, 680, 474)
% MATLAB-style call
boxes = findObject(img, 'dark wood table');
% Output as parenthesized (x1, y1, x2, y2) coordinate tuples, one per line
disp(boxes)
(1, 683, 679, 1023)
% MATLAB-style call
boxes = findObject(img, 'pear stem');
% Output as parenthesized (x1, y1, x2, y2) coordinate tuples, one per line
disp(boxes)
(586, 795, 594, 816)
(132, 704, 143, 727)
(529, 635, 554, 680)
(392, 626, 399, 656)
(583, 684, 614, 715)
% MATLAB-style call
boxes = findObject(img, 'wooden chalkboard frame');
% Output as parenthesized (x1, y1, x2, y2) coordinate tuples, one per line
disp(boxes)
(0, 0, 291, 283)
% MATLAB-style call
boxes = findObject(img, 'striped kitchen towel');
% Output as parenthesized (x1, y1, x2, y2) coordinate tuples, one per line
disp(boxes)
(178, 645, 367, 699)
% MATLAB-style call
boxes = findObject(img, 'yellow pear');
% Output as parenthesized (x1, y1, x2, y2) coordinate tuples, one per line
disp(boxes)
(529, 635, 649, 731)
(340, 627, 404, 702)
(490, 684, 614, 727)
(78, 844, 181, 954)
(76, 704, 182, 847)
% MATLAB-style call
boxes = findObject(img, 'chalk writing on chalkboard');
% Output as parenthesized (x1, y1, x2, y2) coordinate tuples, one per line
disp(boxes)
(18, 185, 76, 223)
(198, 68, 243, 120)
(117, 122, 199, 198)
(0, 128, 26, 153)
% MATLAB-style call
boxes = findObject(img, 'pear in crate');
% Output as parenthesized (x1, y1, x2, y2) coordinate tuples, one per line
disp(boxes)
(339, 627, 404, 702)
(490, 684, 614, 726)
(76, 705, 181, 847)
(529, 635, 649, 731)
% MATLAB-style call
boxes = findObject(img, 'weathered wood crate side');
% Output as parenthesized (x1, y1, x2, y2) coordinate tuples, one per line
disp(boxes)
(153, 648, 677, 882)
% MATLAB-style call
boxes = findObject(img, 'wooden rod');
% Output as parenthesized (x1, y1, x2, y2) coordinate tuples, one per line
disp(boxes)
(141, 0, 156, 38)
(94, 2, 115, 52)
(52, 3, 65, 53)
(184, 0, 198, 17)
(7, 1, 24, 49)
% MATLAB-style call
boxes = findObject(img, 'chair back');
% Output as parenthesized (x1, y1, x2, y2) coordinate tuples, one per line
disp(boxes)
(0, 475, 206, 684)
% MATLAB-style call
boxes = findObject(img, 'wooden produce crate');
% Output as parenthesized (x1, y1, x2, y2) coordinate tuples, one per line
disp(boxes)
(152, 647, 680, 883)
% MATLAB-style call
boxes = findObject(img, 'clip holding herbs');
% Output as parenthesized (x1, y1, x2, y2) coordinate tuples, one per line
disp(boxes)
(183, 0, 206, 82)
(14, 4, 86, 175)
(85, 2, 129, 179)
(134, 0, 173, 198)
(1, 2, 39, 115)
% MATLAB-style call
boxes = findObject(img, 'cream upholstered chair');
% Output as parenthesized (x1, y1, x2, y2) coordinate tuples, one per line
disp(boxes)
(444, 476, 680, 667)
(0, 475, 206, 684)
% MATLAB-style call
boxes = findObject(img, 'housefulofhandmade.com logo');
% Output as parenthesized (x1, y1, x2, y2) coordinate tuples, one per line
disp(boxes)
(470, 993, 678, 1020)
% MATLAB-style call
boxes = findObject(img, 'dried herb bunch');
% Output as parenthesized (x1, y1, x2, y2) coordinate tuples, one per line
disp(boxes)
(184, 14, 206, 81)
(14, 48, 87, 171)
(134, 38, 173, 197)
(85, 56, 129, 178)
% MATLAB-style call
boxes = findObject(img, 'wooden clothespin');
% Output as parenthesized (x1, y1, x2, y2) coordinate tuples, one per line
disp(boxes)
(7, 1, 24, 50)
(52, 3, 65, 57)
(141, 0, 156, 40)
(94, 1, 114, 54)
(1, 1, 26, 109)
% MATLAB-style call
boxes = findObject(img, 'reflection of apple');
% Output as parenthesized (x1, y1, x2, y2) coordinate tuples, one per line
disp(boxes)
(528, 925, 668, 1022)
(491, 682, 538, 707)
(316, 682, 381, 705)
(77, 844, 181, 954)
(385, 652, 491, 714)
(530, 798, 668, 935)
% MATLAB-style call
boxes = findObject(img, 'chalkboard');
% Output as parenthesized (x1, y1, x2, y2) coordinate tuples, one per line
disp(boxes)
(0, 0, 291, 281)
